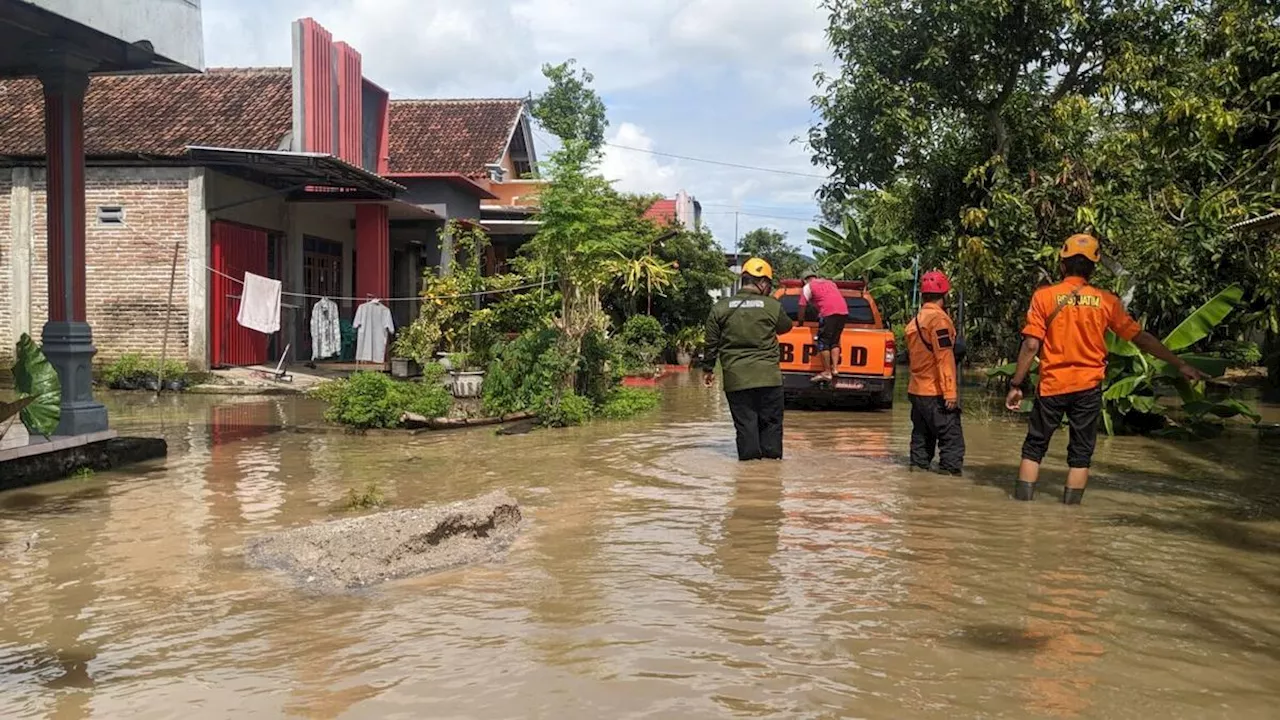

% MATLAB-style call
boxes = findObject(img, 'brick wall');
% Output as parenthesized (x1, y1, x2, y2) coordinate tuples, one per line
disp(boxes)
(26, 167, 191, 364)
(0, 173, 11, 361)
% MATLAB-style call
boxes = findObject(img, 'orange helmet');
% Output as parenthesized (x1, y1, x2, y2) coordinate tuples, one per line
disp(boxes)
(1060, 233, 1101, 262)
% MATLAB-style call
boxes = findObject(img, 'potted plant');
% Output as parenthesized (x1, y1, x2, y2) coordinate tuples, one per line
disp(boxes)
(671, 326, 704, 367)
(446, 351, 486, 399)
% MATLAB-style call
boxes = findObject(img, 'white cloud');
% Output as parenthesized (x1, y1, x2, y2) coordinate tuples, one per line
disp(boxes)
(599, 123, 683, 195)
(202, 0, 833, 249)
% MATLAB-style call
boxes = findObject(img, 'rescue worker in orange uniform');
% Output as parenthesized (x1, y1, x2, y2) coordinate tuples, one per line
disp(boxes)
(1005, 234, 1206, 504)
(906, 270, 964, 475)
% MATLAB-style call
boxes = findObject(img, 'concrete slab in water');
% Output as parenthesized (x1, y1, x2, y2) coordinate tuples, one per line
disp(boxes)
(245, 491, 522, 590)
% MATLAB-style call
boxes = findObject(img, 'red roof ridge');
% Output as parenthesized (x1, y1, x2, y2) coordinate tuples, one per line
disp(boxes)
(391, 97, 524, 105)
(204, 66, 291, 75)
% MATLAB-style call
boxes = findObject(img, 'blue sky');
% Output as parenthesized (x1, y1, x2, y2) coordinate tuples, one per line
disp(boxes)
(202, 0, 833, 252)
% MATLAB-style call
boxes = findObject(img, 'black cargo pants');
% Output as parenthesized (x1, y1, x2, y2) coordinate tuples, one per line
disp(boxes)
(725, 386, 785, 461)
(909, 394, 965, 474)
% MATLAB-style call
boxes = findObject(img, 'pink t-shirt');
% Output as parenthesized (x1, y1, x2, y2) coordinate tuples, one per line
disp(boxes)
(801, 279, 849, 319)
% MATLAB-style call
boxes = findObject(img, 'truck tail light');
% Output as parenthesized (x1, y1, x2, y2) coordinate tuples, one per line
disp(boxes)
(884, 339, 896, 366)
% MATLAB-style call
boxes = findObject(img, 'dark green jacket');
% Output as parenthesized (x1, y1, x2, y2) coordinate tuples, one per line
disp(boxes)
(702, 287, 793, 392)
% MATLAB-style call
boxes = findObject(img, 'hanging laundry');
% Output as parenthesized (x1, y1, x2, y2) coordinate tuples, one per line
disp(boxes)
(236, 272, 281, 334)
(310, 297, 341, 361)
(353, 299, 395, 363)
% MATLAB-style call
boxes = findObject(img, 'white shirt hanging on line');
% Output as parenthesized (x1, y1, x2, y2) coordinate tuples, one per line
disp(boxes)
(353, 299, 395, 363)
(310, 297, 341, 361)
(236, 272, 281, 334)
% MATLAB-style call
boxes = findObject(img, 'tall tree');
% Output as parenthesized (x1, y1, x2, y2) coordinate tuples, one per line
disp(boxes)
(531, 59, 609, 165)
(739, 228, 809, 281)
(811, 0, 1280, 358)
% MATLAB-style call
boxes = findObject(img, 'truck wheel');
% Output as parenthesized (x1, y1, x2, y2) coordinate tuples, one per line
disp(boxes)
(872, 391, 894, 410)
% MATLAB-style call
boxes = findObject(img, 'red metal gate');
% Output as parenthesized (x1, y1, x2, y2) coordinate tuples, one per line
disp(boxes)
(210, 221, 270, 367)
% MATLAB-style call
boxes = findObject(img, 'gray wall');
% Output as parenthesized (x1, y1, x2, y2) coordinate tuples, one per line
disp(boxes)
(30, 0, 205, 70)
(400, 179, 481, 221)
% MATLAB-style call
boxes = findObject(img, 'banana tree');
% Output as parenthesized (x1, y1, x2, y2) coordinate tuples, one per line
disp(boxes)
(1103, 284, 1258, 436)
(987, 284, 1259, 436)
(807, 216, 913, 299)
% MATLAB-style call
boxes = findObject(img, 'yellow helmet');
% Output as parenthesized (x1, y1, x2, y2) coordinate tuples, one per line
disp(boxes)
(1060, 233, 1101, 262)
(741, 257, 774, 280)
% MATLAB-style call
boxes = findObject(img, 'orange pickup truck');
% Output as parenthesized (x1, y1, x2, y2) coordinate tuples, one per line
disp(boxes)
(773, 279, 897, 409)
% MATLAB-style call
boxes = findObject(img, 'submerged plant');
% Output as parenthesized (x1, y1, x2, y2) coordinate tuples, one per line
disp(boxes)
(340, 481, 385, 511)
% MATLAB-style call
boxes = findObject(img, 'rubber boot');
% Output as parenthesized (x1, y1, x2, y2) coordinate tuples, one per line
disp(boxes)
(1062, 487, 1085, 505)
(1014, 480, 1036, 501)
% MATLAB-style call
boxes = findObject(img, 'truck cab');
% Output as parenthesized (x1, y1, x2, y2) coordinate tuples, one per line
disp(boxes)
(774, 279, 896, 409)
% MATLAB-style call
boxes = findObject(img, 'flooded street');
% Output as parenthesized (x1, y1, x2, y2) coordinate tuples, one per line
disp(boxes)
(2, 373, 1279, 719)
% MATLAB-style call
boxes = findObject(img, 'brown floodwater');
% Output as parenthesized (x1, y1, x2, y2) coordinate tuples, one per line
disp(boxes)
(2, 373, 1279, 719)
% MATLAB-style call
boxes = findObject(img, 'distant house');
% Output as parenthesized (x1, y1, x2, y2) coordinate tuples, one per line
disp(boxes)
(388, 98, 543, 278)
(644, 190, 702, 230)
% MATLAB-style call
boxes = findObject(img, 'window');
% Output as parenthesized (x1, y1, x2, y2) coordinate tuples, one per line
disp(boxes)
(97, 206, 124, 225)
(779, 293, 878, 326)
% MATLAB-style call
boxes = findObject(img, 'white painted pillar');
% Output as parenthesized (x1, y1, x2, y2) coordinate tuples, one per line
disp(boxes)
(186, 168, 210, 370)
(9, 167, 33, 347)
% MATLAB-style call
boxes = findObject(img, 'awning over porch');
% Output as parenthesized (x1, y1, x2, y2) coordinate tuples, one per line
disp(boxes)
(187, 145, 406, 202)
(482, 218, 540, 235)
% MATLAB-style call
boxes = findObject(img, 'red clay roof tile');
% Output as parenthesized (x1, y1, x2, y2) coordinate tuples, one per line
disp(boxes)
(0, 67, 293, 159)
(388, 98, 525, 176)
(644, 199, 678, 224)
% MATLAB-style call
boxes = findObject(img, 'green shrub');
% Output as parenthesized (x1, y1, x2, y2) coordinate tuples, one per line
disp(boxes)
(577, 329, 624, 405)
(488, 290, 560, 335)
(618, 314, 666, 375)
(102, 353, 147, 386)
(540, 391, 595, 427)
(1207, 340, 1263, 368)
(482, 329, 576, 417)
(314, 370, 451, 429)
(101, 354, 191, 390)
(598, 387, 660, 419)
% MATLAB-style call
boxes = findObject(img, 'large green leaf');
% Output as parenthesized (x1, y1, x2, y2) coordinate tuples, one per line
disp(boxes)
(1182, 399, 1261, 424)
(1103, 374, 1147, 400)
(1106, 330, 1141, 357)
(1129, 395, 1164, 415)
(1161, 285, 1244, 352)
(1152, 354, 1229, 379)
(987, 362, 1018, 379)
(13, 334, 61, 437)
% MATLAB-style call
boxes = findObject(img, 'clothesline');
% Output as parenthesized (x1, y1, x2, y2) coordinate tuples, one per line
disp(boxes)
(205, 262, 557, 302)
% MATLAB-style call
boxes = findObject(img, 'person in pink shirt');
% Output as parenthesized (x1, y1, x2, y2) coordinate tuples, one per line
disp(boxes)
(800, 271, 850, 383)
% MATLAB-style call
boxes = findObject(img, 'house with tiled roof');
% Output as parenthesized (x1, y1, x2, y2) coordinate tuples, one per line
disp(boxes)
(0, 17, 502, 370)
(386, 97, 543, 276)
(644, 190, 703, 230)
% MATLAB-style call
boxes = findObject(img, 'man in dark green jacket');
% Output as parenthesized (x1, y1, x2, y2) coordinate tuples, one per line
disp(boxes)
(702, 257, 794, 460)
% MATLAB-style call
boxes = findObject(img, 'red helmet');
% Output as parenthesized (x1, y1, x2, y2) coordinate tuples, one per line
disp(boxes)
(921, 270, 951, 294)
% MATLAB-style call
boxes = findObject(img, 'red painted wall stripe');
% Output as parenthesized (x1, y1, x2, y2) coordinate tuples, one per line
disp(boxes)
(300, 18, 334, 155)
(335, 42, 362, 166)
(354, 205, 389, 300)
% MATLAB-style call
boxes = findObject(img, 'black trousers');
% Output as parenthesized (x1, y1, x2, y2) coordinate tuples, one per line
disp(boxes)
(1021, 386, 1102, 469)
(909, 394, 965, 473)
(725, 386, 785, 461)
